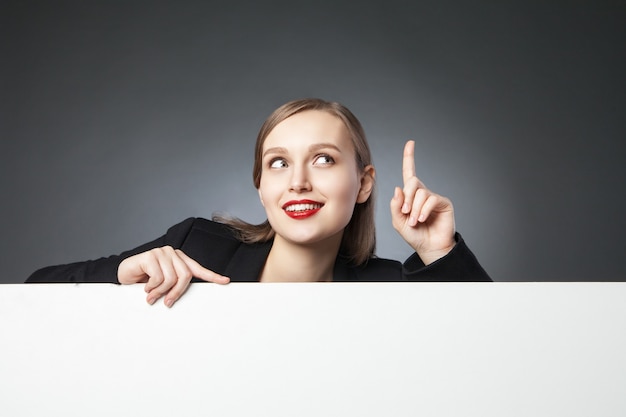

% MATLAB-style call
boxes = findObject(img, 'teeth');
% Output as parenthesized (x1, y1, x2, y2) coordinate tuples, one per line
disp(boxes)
(285, 203, 322, 212)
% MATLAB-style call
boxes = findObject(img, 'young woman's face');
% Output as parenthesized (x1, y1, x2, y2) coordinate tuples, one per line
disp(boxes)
(259, 110, 372, 248)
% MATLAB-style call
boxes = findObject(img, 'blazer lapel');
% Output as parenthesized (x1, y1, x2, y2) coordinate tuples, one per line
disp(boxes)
(224, 240, 273, 282)
(332, 255, 358, 282)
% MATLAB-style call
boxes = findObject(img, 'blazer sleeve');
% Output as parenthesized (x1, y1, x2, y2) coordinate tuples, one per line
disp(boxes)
(25, 218, 197, 284)
(402, 233, 492, 282)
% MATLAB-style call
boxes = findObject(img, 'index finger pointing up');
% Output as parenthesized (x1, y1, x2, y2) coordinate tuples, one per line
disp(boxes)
(402, 140, 416, 184)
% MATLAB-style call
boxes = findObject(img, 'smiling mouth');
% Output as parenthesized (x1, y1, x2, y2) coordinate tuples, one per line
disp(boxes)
(282, 201, 324, 219)
(284, 203, 323, 212)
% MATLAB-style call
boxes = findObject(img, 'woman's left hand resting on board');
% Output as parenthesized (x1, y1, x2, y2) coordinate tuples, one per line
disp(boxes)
(117, 246, 230, 307)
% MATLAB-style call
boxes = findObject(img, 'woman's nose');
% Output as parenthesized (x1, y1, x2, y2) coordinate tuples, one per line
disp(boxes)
(289, 165, 311, 192)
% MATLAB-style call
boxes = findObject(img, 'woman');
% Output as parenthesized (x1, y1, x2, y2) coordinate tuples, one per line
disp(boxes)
(27, 98, 491, 306)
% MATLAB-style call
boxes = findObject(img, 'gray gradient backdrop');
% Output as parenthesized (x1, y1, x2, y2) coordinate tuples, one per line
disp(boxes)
(2, 1, 625, 283)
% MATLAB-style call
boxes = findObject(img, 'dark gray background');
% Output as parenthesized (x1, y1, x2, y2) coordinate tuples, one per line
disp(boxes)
(2, 0, 624, 283)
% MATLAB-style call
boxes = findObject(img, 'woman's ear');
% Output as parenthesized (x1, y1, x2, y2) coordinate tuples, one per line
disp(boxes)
(356, 165, 376, 203)
(258, 189, 265, 207)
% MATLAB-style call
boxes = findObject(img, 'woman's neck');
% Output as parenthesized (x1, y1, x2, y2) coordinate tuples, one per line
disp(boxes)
(259, 235, 342, 283)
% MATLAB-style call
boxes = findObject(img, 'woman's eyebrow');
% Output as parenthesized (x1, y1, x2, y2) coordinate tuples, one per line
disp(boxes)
(262, 147, 288, 157)
(309, 143, 342, 153)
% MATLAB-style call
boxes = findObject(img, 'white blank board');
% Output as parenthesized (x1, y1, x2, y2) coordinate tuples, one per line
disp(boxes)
(1, 282, 625, 417)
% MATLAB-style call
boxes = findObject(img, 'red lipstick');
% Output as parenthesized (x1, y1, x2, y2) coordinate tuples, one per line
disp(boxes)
(282, 200, 324, 219)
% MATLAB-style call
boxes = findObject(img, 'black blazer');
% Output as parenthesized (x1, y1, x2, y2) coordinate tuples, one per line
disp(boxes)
(26, 217, 491, 283)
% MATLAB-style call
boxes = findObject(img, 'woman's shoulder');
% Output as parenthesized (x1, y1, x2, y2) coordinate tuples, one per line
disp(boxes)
(165, 218, 251, 276)
(165, 217, 241, 243)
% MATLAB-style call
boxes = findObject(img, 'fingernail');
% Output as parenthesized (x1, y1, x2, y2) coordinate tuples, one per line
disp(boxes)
(418, 214, 426, 223)
(402, 203, 410, 213)
(147, 297, 155, 305)
(409, 216, 417, 226)
(165, 299, 173, 308)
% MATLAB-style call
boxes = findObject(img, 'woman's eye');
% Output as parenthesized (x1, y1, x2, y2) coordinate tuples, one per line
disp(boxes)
(313, 154, 335, 165)
(270, 158, 288, 169)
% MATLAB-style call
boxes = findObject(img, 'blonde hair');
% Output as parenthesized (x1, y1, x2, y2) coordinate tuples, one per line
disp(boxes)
(215, 98, 376, 265)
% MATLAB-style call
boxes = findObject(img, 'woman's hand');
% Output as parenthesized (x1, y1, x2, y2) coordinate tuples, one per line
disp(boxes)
(117, 246, 230, 307)
(390, 140, 456, 265)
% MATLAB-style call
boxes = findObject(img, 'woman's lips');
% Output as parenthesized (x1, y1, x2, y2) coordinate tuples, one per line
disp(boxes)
(282, 200, 324, 219)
